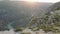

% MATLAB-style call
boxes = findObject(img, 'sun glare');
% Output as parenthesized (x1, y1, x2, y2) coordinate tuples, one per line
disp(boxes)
(24, 0, 37, 6)
(19, 0, 37, 7)
(24, 0, 37, 2)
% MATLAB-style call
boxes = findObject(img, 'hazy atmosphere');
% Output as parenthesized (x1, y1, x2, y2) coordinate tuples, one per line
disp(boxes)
(0, 0, 60, 3)
(0, 0, 60, 34)
(8, 0, 60, 3)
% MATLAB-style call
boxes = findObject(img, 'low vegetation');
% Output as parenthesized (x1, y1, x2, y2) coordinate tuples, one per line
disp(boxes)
(28, 9, 60, 32)
(14, 27, 24, 32)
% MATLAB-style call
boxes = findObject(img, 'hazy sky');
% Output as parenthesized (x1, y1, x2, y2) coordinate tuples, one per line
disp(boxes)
(1, 0, 60, 3)
(10, 0, 60, 3)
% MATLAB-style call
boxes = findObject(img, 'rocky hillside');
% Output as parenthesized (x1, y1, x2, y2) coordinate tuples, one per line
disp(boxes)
(29, 2, 60, 32)
(47, 2, 60, 14)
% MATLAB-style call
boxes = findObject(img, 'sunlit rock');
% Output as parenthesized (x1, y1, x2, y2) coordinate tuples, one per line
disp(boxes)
(21, 28, 35, 34)
(0, 29, 15, 34)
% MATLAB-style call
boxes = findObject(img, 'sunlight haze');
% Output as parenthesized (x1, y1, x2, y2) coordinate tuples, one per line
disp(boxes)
(10, 0, 60, 3)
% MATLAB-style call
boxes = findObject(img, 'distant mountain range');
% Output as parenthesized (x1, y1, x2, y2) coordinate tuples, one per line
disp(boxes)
(0, 1, 53, 31)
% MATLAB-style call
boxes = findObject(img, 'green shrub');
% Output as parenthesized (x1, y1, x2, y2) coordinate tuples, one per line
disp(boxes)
(15, 27, 24, 32)
(21, 32, 31, 34)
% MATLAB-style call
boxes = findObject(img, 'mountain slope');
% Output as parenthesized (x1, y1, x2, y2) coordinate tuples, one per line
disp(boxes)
(47, 2, 60, 13)
(28, 2, 60, 32)
(0, 1, 52, 30)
